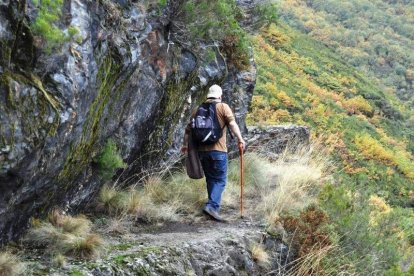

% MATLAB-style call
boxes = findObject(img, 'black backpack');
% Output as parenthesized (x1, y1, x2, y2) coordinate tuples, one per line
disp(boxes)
(191, 102, 223, 145)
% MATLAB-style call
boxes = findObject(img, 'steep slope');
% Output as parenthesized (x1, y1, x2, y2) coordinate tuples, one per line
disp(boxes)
(277, 0, 414, 105)
(249, 22, 414, 273)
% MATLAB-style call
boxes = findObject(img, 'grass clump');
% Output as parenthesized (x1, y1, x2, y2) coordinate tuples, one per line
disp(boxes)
(0, 252, 24, 276)
(26, 210, 105, 259)
(95, 139, 126, 181)
(255, 145, 330, 224)
(250, 243, 271, 268)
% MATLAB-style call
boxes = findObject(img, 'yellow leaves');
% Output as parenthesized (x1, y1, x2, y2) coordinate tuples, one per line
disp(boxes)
(262, 82, 278, 96)
(369, 195, 391, 214)
(343, 96, 373, 115)
(262, 24, 290, 47)
(354, 134, 414, 180)
(251, 95, 267, 109)
(304, 20, 317, 32)
(393, 150, 414, 180)
(271, 109, 291, 122)
(368, 195, 392, 227)
(277, 91, 295, 107)
(354, 134, 395, 166)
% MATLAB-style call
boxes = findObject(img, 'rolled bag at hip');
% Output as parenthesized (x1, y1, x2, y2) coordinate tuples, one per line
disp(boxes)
(186, 135, 204, 179)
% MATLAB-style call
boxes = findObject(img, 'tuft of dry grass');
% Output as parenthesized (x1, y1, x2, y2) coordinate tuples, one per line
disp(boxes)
(250, 243, 271, 268)
(255, 144, 331, 225)
(51, 254, 66, 268)
(0, 252, 24, 276)
(26, 209, 105, 259)
(97, 143, 330, 227)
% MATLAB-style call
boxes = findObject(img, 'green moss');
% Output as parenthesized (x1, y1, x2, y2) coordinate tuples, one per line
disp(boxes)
(69, 270, 84, 276)
(59, 50, 124, 182)
(68, 26, 79, 37)
(142, 68, 199, 160)
(113, 255, 128, 265)
(0, 71, 61, 145)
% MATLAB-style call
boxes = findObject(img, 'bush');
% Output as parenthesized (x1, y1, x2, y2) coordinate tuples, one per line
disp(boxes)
(172, 0, 250, 69)
(354, 134, 395, 166)
(319, 186, 414, 274)
(32, 0, 68, 50)
(26, 210, 105, 259)
(95, 139, 126, 181)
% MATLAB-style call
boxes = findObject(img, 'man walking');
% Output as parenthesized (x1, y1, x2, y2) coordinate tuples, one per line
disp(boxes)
(182, 84, 246, 221)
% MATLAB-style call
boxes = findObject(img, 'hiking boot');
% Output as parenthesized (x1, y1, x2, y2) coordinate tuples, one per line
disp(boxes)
(203, 206, 225, 222)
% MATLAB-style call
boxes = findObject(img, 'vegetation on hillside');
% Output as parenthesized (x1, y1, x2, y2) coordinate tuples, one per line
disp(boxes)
(249, 21, 414, 274)
(277, 0, 414, 105)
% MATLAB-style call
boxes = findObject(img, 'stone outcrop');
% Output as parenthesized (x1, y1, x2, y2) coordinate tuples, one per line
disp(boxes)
(245, 125, 310, 158)
(0, 0, 256, 244)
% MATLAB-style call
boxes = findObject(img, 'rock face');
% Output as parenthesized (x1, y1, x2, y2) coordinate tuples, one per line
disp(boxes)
(245, 125, 310, 158)
(0, 0, 256, 244)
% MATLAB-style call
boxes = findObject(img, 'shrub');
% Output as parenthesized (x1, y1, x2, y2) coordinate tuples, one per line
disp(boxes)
(26, 210, 105, 259)
(0, 252, 24, 276)
(343, 95, 373, 116)
(254, 1, 278, 28)
(319, 186, 414, 274)
(95, 139, 126, 181)
(172, 0, 250, 69)
(282, 206, 332, 258)
(354, 134, 395, 166)
(32, 0, 68, 50)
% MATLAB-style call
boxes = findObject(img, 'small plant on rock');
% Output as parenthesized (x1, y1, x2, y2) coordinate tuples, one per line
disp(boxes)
(95, 139, 126, 181)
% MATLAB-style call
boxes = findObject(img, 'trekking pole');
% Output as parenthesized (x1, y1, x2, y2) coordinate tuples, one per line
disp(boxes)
(239, 143, 244, 218)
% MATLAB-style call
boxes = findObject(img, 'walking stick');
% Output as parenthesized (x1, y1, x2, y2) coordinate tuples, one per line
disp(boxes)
(239, 143, 244, 218)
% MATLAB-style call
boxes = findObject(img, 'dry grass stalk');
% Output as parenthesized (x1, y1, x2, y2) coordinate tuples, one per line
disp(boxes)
(256, 143, 331, 225)
(251, 243, 271, 268)
(0, 252, 24, 276)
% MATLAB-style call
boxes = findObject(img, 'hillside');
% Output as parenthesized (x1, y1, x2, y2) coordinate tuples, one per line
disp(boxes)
(248, 22, 414, 273)
(2, 0, 414, 275)
(276, 0, 414, 105)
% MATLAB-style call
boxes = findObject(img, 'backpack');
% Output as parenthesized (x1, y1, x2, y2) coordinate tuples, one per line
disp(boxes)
(191, 102, 223, 145)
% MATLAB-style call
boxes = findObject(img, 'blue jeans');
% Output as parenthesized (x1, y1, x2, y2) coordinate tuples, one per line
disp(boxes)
(198, 151, 228, 212)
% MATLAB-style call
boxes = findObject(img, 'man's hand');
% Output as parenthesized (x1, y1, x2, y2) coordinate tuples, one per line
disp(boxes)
(181, 146, 188, 154)
(238, 139, 246, 151)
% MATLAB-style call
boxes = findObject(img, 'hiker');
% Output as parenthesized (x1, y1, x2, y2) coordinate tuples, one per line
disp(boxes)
(181, 84, 246, 221)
